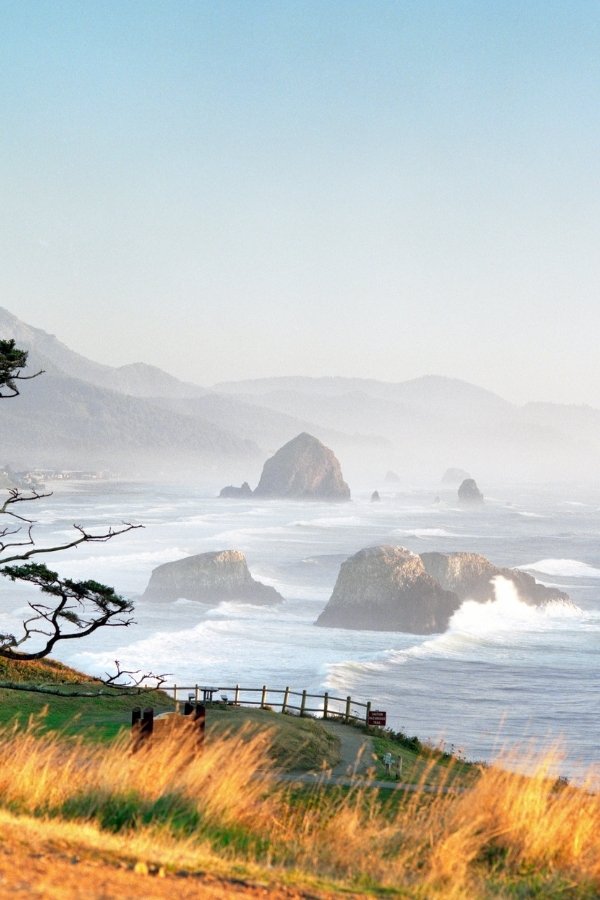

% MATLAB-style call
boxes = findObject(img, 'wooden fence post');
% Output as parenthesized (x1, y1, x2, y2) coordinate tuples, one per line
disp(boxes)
(173, 684, 178, 712)
(365, 700, 371, 730)
(234, 684, 240, 706)
(282, 686, 290, 713)
(194, 703, 206, 749)
(261, 684, 267, 708)
(323, 692, 329, 720)
(194, 684, 199, 704)
(300, 689, 307, 716)
(345, 696, 351, 724)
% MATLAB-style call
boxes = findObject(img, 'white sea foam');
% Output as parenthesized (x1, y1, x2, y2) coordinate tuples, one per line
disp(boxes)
(522, 559, 600, 578)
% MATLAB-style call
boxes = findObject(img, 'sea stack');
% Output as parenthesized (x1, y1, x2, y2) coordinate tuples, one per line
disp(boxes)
(420, 551, 570, 607)
(142, 550, 283, 605)
(316, 545, 460, 634)
(458, 478, 484, 504)
(253, 432, 350, 500)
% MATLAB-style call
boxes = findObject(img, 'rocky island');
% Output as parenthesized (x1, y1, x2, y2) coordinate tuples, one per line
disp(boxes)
(142, 550, 283, 605)
(220, 432, 351, 501)
(316, 546, 571, 634)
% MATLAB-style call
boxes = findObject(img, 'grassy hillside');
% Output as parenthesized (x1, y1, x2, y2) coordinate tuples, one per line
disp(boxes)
(0, 659, 597, 897)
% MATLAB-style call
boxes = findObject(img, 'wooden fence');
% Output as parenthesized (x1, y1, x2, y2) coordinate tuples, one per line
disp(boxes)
(163, 684, 373, 726)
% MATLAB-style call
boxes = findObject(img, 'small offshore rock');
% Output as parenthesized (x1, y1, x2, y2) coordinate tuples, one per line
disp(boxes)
(458, 478, 484, 504)
(371, 490, 381, 502)
(219, 481, 253, 498)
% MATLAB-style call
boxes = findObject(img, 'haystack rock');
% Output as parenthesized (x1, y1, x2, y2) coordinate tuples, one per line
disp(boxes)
(384, 470, 401, 483)
(458, 478, 484, 504)
(253, 433, 350, 500)
(142, 550, 283, 605)
(420, 552, 570, 607)
(316, 546, 460, 634)
(219, 481, 253, 498)
(371, 490, 381, 502)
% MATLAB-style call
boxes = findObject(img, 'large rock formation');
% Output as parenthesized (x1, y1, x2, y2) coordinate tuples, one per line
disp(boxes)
(420, 552, 569, 607)
(316, 546, 460, 634)
(142, 550, 283, 605)
(253, 433, 350, 500)
(458, 478, 484, 504)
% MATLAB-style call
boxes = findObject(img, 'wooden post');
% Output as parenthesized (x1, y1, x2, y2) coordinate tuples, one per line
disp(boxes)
(194, 703, 206, 749)
(194, 684, 199, 704)
(131, 706, 142, 752)
(132, 707, 153, 752)
(323, 692, 329, 720)
(261, 684, 267, 709)
(234, 684, 240, 706)
(300, 689, 307, 716)
(282, 686, 290, 713)
(345, 696, 351, 724)
(173, 684, 178, 712)
(365, 700, 372, 731)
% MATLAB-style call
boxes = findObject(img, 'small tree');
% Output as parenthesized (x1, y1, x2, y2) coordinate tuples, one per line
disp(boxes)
(0, 340, 141, 663)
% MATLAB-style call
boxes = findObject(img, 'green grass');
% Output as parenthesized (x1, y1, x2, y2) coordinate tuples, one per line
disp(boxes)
(205, 705, 340, 770)
(0, 692, 340, 768)
(0, 684, 174, 741)
(370, 728, 480, 787)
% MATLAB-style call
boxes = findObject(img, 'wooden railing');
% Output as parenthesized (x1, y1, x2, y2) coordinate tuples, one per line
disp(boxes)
(164, 683, 373, 726)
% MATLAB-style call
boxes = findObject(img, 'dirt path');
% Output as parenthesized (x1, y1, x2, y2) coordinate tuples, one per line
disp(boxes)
(0, 811, 347, 899)
(319, 720, 376, 776)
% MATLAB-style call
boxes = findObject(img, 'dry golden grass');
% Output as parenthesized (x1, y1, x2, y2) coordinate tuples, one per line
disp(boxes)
(0, 715, 598, 897)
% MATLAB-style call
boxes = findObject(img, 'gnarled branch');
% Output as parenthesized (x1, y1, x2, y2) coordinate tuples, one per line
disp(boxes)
(0, 563, 135, 660)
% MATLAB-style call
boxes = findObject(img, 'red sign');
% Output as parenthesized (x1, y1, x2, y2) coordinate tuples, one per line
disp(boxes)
(367, 710, 386, 726)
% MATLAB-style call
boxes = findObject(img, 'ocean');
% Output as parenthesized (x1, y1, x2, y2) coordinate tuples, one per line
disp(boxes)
(1, 480, 598, 782)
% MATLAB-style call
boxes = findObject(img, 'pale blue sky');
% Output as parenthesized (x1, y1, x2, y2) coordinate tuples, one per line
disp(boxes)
(1, 1, 599, 404)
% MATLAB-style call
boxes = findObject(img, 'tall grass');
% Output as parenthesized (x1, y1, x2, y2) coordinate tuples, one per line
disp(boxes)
(0, 714, 598, 896)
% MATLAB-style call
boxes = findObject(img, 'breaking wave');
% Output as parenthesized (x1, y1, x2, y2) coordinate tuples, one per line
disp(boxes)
(324, 577, 585, 690)
(521, 559, 600, 578)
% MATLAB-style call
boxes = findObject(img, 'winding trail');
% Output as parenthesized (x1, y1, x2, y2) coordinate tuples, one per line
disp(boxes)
(280, 721, 464, 793)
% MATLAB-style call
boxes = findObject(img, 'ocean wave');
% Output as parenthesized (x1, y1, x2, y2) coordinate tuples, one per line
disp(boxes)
(393, 527, 459, 538)
(521, 559, 600, 578)
(291, 516, 363, 528)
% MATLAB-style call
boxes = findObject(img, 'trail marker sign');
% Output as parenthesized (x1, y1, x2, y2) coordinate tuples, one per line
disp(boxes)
(367, 710, 386, 726)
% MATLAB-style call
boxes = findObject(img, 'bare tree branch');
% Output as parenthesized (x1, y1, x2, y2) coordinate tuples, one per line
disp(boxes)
(0, 517, 143, 565)
(103, 660, 171, 690)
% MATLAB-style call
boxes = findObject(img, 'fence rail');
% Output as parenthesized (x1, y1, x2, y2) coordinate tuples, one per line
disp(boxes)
(161, 683, 373, 726)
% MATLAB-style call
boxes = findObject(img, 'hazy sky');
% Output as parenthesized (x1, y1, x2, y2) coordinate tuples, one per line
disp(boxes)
(2, 1, 600, 404)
